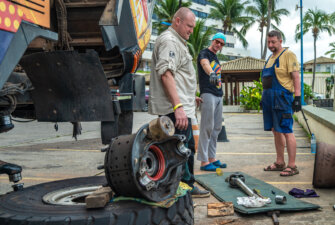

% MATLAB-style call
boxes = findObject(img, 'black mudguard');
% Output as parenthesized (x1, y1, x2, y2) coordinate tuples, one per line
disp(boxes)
(20, 50, 114, 122)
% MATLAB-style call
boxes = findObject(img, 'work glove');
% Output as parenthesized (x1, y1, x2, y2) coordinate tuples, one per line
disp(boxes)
(292, 96, 301, 112)
(209, 72, 218, 86)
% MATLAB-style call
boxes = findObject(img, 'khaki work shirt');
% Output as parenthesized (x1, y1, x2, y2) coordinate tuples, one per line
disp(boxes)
(265, 48, 299, 93)
(148, 27, 196, 118)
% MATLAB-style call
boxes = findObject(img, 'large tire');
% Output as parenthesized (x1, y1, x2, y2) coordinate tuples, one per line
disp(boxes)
(0, 176, 194, 225)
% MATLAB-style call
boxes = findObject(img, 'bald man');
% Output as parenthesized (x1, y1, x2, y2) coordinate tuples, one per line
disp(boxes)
(149, 7, 209, 197)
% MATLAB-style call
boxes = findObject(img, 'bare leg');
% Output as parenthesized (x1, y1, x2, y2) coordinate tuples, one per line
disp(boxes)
(280, 133, 297, 175)
(285, 133, 296, 167)
(273, 128, 286, 165)
(201, 161, 210, 167)
(209, 158, 216, 163)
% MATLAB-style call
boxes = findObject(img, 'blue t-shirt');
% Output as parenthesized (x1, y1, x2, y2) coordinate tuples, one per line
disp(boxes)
(197, 48, 223, 97)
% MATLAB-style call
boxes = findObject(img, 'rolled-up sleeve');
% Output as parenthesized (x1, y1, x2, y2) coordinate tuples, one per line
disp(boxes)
(155, 40, 179, 77)
(287, 51, 299, 73)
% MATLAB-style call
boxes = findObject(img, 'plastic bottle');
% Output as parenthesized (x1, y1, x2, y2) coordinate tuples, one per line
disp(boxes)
(311, 134, 317, 154)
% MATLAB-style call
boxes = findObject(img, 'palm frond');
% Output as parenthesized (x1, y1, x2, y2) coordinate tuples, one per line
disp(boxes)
(270, 24, 286, 42)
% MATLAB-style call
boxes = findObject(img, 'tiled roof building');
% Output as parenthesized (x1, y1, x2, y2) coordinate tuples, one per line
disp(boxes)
(221, 57, 265, 105)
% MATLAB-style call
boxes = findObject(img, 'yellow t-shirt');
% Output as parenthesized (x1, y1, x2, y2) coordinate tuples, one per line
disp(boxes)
(265, 48, 299, 92)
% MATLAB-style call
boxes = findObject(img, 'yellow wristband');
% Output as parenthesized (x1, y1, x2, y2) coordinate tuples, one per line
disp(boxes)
(173, 103, 183, 111)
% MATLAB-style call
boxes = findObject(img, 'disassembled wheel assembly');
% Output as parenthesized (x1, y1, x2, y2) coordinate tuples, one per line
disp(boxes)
(104, 116, 191, 202)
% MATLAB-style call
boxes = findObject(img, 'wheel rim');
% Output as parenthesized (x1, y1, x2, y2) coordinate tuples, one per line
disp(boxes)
(42, 185, 101, 205)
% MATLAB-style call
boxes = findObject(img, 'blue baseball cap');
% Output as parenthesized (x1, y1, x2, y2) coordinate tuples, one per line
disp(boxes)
(212, 32, 226, 44)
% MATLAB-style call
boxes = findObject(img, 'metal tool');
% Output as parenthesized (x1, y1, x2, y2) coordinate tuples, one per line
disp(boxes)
(0, 160, 24, 191)
(253, 188, 267, 199)
(226, 173, 256, 197)
(275, 195, 287, 204)
(267, 211, 280, 225)
(301, 109, 312, 136)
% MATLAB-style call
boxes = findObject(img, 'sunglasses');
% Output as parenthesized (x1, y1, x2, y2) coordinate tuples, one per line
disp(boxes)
(215, 39, 225, 46)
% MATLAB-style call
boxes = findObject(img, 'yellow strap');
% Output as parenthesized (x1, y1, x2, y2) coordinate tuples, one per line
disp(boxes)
(173, 103, 183, 111)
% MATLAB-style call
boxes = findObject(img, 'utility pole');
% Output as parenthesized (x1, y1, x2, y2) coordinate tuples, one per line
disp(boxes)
(297, 0, 305, 105)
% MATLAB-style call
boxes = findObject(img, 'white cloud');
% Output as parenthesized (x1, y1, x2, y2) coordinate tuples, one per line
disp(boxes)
(235, 0, 334, 63)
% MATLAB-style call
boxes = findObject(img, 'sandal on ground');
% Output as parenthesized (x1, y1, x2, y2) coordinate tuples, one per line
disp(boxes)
(280, 166, 299, 176)
(200, 163, 218, 171)
(212, 160, 227, 168)
(264, 162, 286, 171)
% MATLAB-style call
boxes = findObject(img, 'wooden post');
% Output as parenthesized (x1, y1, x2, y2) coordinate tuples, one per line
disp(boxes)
(230, 77, 233, 105)
(237, 81, 240, 105)
(234, 79, 238, 105)
(224, 75, 228, 105)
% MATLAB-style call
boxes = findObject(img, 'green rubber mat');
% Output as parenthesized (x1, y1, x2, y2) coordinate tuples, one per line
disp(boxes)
(195, 172, 320, 214)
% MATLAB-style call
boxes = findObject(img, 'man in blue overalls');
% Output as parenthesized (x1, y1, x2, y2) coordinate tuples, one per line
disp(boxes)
(262, 30, 301, 176)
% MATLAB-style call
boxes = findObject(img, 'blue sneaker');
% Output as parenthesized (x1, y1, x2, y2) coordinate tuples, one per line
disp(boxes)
(212, 160, 227, 168)
(200, 163, 218, 171)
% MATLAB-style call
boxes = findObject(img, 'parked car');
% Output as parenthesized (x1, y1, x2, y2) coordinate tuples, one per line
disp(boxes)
(313, 92, 325, 99)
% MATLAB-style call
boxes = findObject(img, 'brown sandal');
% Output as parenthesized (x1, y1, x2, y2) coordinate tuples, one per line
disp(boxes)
(280, 166, 299, 176)
(264, 162, 286, 171)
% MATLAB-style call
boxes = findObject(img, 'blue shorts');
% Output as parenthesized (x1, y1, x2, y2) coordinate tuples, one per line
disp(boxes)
(262, 90, 293, 133)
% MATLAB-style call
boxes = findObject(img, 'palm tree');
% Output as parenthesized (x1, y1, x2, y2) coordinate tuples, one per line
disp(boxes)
(208, 0, 254, 48)
(245, 0, 289, 59)
(187, 19, 215, 68)
(330, 11, 335, 23)
(325, 42, 335, 59)
(295, 8, 334, 91)
(262, 0, 272, 59)
(153, 0, 191, 35)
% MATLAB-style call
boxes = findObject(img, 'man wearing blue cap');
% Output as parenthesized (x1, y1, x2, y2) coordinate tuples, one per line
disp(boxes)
(197, 32, 227, 171)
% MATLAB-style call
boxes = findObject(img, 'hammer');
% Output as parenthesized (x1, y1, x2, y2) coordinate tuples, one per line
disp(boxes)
(267, 211, 280, 225)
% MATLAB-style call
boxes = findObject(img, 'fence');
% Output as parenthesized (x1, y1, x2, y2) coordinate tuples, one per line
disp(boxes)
(302, 73, 334, 97)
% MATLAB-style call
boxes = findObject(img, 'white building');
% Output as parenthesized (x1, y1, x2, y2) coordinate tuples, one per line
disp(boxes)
(139, 0, 250, 71)
(304, 56, 335, 74)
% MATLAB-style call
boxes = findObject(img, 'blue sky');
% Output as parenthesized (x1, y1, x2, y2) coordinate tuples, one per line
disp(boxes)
(235, 0, 334, 63)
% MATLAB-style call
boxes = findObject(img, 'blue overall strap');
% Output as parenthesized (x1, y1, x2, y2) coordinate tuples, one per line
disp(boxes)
(263, 48, 288, 69)
(263, 55, 272, 69)
(275, 48, 287, 67)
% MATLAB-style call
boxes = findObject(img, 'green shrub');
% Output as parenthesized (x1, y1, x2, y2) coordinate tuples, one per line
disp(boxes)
(239, 79, 263, 111)
(303, 83, 314, 102)
(325, 75, 334, 98)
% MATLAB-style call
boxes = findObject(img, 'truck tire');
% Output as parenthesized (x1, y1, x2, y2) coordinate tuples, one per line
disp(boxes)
(0, 176, 194, 225)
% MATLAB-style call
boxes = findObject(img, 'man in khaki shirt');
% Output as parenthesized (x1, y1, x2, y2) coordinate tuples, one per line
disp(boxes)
(149, 7, 208, 197)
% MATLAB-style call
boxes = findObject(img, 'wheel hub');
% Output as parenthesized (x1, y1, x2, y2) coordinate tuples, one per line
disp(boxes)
(104, 116, 191, 202)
